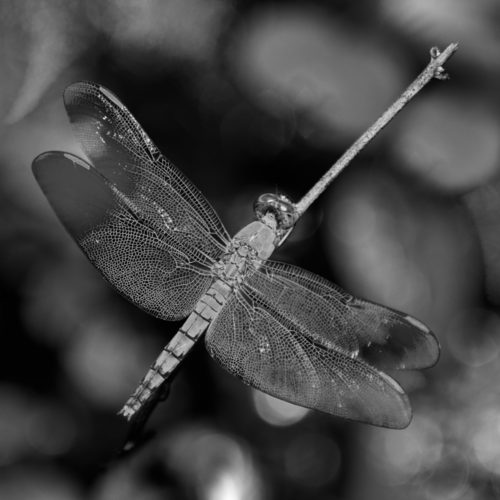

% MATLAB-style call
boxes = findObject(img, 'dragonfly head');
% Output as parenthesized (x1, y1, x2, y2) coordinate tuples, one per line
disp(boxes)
(254, 193, 298, 247)
(254, 193, 297, 229)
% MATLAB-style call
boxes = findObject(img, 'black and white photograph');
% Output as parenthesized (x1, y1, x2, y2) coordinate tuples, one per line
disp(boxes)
(0, 1, 499, 499)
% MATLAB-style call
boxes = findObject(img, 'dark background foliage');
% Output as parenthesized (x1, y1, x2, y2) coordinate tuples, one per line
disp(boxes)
(1, 1, 500, 499)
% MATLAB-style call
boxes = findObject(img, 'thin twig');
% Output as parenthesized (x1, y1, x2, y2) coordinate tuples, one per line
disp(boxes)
(293, 42, 459, 218)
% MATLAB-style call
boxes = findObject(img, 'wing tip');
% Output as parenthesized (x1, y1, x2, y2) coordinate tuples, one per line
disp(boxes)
(63, 152, 91, 170)
(32, 151, 91, 174)
(425, 329, 441, 368)
(32, 150, 53, 169)
(387, 409, 412, 430)
(392, 394, 412, 429)
(403, 314, 430, 333)
(32, 150, 64, 178)
(63, 81, 100, 107)
(374, 390, 412, 430)
(384, 307, 441, 370)
(98, 86, 125, 109)
(63, 81, 124, 111)
(405, 315, 441, 368)
(364, 366, 413, 429)
(371, 405, 412, 429)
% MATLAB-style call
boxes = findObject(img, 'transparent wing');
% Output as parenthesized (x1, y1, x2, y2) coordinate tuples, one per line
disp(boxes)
(205, 286, 411, 428)
(63, 81, 229, 249)
(246, 261, 440, 371)
(33, 152, 219, 320)
(33, 81, 231, 319)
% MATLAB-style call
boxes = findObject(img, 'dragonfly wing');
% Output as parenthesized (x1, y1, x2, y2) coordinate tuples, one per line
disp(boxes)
(205, 287, 411, 428)
(247, 261, 440, 371)
(63, 81, 229, 251)
(33, 152, 216, 320)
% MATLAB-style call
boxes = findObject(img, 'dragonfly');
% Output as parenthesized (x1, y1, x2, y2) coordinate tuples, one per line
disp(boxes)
(33, 81, 439, 429)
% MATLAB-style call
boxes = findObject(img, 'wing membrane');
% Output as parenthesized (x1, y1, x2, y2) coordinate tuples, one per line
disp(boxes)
(63, 81, 229, 250)
(33, 152, 215, 320)
(33, 81, 232, 319)
(205, 287, 411, 428)
(247, 261, 440, 370)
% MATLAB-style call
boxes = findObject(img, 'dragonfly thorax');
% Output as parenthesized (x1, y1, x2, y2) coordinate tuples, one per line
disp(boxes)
(212, 221, 276, 288)
(232, 220, 276, 260)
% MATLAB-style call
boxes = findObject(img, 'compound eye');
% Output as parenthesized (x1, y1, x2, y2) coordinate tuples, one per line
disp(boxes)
(277, 197, 294, 215)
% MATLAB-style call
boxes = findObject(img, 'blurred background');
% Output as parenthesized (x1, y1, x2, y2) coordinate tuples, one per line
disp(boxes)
(1, 0, 500, 499)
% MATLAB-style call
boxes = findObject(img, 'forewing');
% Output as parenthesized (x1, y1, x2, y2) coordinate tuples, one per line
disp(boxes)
(33, 152, 216, 320)
(63, 81, 229, 255)
(205, 287, 411, 428)
(246, 261, 440, 371)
